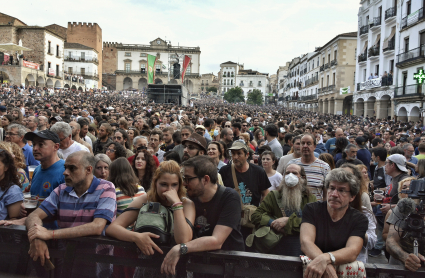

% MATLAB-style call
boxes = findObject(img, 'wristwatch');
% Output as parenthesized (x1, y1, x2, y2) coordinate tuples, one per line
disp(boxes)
(327, 252, 336, 265)
(180, 243, 188, 255)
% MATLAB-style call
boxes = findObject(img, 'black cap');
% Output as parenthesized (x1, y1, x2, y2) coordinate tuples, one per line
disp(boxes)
(399, 137, 408, 142)
(414, 137, 421, 143)
(24, 130, 60, 144)
(0, 106, 6, 112)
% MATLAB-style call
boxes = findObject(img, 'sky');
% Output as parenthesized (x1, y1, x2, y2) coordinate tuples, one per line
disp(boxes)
(9, 0, 360, 76)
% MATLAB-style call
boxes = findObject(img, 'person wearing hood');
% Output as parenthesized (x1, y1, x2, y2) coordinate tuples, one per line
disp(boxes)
(355, 136, 372, 178)
(249, 164, 316, 255)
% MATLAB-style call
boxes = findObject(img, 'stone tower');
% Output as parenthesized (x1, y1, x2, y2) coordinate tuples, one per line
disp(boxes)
(66, 22, 102, 86)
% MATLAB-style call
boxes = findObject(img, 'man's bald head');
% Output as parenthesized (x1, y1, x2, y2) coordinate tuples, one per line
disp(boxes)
(335, 128, 344, 138)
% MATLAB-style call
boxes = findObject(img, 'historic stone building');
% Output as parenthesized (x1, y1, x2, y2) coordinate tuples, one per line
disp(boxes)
(200, 73, 219, 94)
(103, 38, 201, 94)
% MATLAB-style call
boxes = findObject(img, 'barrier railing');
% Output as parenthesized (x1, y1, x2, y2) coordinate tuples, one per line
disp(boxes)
(1, 225, 424, 278)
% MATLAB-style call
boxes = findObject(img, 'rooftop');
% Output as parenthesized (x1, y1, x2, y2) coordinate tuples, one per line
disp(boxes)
(64, 42, 96, 51)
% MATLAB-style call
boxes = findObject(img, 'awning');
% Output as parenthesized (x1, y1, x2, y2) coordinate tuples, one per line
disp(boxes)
(383, 27, 396, 48)
(362, 41, 368, 52)
(373, 34, 381, 47)
(0, 43, 32, 53)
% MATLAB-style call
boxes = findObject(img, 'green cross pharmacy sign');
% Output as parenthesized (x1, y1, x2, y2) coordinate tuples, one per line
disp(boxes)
(414, 69, 425, 84)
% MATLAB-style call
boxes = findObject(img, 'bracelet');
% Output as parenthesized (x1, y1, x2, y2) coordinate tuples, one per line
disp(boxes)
(172, 202, 183, 207)
(171, 205, 184, 211)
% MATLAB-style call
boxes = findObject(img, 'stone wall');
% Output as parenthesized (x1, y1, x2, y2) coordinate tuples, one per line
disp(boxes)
(66, 22, 102, 86)
(102, 73, 116, 90)
(0, 26, 16, 44)
(102, 42, 118, 74)
(16, 28, 46, 65)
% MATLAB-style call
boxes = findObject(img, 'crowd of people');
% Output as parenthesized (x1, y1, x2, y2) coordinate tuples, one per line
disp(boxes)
(64, 72, 85, 84)
(0, 83, 424, 277)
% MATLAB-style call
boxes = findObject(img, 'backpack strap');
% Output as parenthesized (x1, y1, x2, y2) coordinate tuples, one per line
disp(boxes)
(231, 163, 244, 209)
(122, 205, 145, 213)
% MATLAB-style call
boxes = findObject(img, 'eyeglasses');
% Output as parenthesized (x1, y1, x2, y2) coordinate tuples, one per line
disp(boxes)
(184, 144, 199, 150)
(182, 175, 199, 184)
(328, 187, 351, 196)
(242, 125, 248, 127)
(106, 148, 116, 153)
(225, 125, 231, 128)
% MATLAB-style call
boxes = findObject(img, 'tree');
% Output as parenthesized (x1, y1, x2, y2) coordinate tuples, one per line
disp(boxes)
(247, 89, 264, 105)
(206, 87, 217, 93)
(224, 86, 244, 103)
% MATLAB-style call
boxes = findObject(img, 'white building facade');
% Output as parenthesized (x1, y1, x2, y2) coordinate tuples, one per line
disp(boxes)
(64, 43, 100, 90)
(219, 61, 243, 95)
(235, 71, 270, 101)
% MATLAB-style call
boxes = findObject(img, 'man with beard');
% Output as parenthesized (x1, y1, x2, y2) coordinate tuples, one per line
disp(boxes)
(250, 164, 316, 255)
(161, 156, 244, 276)
(24, 151, 116, 276)
(249, 118, 264, 135)
(160, 127, 174, 151)
(77, 118, 94, 148)
(113, 128, 133, 158)
(181, 133, 207, 162)
(335, 144, 364, 168)
(37, 116, 49, 131)
(220, 128, 234, 149)
(93, 123, 113, 155)
(173, 126, 193, 159)
(69, 121, 93, 154)
(288, 134, 330, 202)
(149, 128, 165, 162)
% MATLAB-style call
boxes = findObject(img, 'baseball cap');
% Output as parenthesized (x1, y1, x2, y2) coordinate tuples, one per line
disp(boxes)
(228, 141, 248, 152)
(24, 130, 60, 144)
(387, 154, 408, 172)
(414, 137, 421, 143)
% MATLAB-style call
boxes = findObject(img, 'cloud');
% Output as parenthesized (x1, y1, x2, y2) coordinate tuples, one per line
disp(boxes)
(8, 0, 360, 75)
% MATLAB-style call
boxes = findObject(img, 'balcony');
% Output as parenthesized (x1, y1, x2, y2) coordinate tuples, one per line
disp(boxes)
(301, 95, 318, 101)
(71, 71, 99, 80)
(383, 39, 395, 53)
(370, 16, 381, 30)
(64, 56, 99, 65)
(319, 65, 324, 72)
(358, 53, 367, 63)
(290, 96, 298, 101)
(368, 46, 380, 58)
(401, 8, 424, 30)
(385, 7, 397, 21)
(396, 45, 425, 69)
(330, 59, 338, 67)
(305, 76, 319, 87)
(358, 77, 393, 91)
(318, 88, 321, 94)
(394, 84, 423, 98)
(324, 63, 330, 70)
(359, 25, 369, 36)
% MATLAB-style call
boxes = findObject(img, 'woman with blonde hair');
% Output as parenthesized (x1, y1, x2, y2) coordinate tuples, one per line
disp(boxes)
(356, 164, 373, 204)
(0, 142, 29, 192)
(106, 160, 195, 255)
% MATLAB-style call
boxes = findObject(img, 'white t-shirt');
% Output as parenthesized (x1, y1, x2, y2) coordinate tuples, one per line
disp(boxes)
(58, 141, 90, 159)
(268, 172, 283, 191)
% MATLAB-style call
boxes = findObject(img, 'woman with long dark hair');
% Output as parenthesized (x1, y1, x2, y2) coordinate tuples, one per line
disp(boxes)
(1, 115, 13, 141)
(109, 157, 145, 217)
(132, 148, 157, 192)
(333, 137, 349, 165)
(0, 149, 23, 220)
(149, 117, 160, 129)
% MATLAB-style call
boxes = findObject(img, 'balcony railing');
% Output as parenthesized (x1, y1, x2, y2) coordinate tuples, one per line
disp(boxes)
(368, 46, 380, 58)
(383, 39, 395, 52)
(330, 59, 338, 67)
(301, 94, 318, 101)
(371, 16, 381, 28)
(64, 56, 99, 64)
(394, 84, 423, 98)
(324, 63, 330, 70)
(290, 96, 298, 100)
(359, 25, 369, 36)
(396, 45, 425, 67)
(385, 7, 397, 20)
(319, 65, 324, 72)
(318, 88, 321, 94)
(358, 53, 367, 62)
(358, 77, 393, 91)
(305, 76, 319, 87)
(401, 8, 424, 30)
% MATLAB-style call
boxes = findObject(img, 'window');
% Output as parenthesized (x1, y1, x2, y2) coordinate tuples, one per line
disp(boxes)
(363, 69, 367, 81)
(334, 50, 337, 60)
(125, 63, 131, 72)
(407, 1, 411, 15)
(404, 37, 409, 52)
(332, 73, 336, 84)
(389, 60, 394, 73)
(326, 75, 329, 86)
(68, 51, 72, 58)
(186, 65, 191, 74)
(48, 41, 51, 54)
(48, 62, 51, 73)
(156, 64, 161, 73)
(322, 58, 325, 65)
(81, 52, 85, 60)
(125, 52, 131, 57)
(328, 54, 331, 63)
(56, 45, 59, 57)
(375, 65, 379, 76)
(68, 67, 73, 74)
(312, 60, 314, 68)
(141, 53, 147, 57)
(80, 68, 85, 75)
(56, 65, 59, 76)
(258, 81, 262, 86)
(231, 79, 233, 85)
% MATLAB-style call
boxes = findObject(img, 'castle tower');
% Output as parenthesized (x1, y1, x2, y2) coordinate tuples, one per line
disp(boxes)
(66, 22, 102, 86)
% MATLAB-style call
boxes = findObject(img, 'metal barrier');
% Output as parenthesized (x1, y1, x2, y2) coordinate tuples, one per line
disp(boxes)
(1, 225, 424, 278)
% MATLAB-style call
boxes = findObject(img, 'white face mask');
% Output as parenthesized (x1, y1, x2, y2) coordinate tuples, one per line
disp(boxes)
(285, 173, 299, 188)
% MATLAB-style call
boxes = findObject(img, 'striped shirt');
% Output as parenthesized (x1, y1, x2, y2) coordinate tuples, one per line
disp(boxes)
(287, 158, 330, 201)
(116, 185, 145, 216)
(39, 177, 117, 229)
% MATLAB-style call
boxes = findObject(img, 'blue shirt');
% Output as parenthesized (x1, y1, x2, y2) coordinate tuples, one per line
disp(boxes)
(325, 138, 336, 153)
(30, 160, 65, 202)
(22, 143, 40, 178)
(409, 156, 419, 176)
(0, 185, 23, 220)
(357, 148, 372, 178)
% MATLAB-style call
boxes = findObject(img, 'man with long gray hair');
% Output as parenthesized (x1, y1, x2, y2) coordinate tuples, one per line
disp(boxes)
(249, 163, 316, 256)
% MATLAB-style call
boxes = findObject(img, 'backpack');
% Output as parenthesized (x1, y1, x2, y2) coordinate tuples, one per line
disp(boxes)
(124, 202, 174, 245)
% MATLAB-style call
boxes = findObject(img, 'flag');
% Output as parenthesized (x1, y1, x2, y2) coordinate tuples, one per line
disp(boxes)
(181, 55, 191, 83)
(147, 54, 157, 84)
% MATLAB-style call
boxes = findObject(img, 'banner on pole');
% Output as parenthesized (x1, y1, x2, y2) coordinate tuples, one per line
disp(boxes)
(147, 54, 157, 84)
(181, 55, 191, 83)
